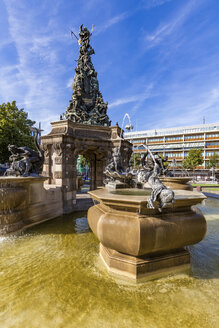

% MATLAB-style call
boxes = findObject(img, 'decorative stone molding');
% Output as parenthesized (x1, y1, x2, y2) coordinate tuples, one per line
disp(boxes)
(54, 171, 63, 179)
(55, 157, 62, 164)
(53, 143, 64, 156)
(41, 143, 52, 157)
(49, 127, 68, 135)
(44, 158, 50, 165)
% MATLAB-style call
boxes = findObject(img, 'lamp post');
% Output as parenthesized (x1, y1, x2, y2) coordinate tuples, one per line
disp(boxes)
(210, 166, 215, 183)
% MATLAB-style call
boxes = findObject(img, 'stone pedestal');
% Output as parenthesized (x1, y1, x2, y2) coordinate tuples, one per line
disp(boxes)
(88, 188, 206, 280)
(100, 244, 190, 280)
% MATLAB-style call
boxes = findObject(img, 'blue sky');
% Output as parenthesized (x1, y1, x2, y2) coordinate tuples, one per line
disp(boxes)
(0, 0, 219, 134)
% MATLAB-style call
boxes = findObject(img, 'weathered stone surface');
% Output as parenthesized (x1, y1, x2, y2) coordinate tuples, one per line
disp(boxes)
(88, 188, 207, 279)
(100, 244, 190, 280)
(0, 177, 63, 234)
(41, 120, 132, 213)
(65, 25, 110, 126)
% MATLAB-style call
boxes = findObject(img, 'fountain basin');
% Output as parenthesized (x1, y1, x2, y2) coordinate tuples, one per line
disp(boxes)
(0, 186, 27, 211)
(0, 176, 63, 234)
(88, 188, 206, 279)
(160, 177, 192, 190)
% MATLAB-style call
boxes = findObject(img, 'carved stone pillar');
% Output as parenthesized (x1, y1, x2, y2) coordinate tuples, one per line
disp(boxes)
(90, 154, 96, 191)
(42, 143, 52, 183)
(63, 143, 77, 213)
(95, 159, 104, 187)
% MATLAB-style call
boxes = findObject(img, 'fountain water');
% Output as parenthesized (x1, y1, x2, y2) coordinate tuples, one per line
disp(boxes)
(0, 198, 218, 327)
(119, 113, 133, 150)
(134, 143, 193, 190)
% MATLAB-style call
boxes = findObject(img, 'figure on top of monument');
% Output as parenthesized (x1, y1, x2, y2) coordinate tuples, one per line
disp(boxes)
(65, 25, 110, 126)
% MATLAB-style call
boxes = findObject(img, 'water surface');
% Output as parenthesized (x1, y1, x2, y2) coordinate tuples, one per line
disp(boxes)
(0, 198, 218, 328)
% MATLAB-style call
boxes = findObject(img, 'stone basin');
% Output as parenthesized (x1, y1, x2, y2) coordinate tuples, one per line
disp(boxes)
(88, 188, 207, 279)
(160, 177, 192, 190)
(0, 187, 27, 211)
(0, 176, 62, 234)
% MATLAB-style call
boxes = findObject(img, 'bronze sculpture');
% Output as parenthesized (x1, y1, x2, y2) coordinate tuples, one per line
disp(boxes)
(65, 25, 111, 126)
(5, 137, 44, 177)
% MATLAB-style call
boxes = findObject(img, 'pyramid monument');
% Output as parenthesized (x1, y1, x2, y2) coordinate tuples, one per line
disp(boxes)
(65, 25, 111, 126)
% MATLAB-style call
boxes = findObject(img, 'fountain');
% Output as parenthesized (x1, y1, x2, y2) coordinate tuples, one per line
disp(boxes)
(0, 139, 62, 234)
(88, 142, 207, 280)
(134, 143, 193, 190)
(0, 25, 217, 327)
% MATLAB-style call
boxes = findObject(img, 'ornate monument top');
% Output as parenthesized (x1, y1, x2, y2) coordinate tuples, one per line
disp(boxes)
(65, 25, 111, 126)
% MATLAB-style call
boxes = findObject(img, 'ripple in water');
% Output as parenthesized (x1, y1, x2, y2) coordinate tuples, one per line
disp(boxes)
(0, 200, 218, 328)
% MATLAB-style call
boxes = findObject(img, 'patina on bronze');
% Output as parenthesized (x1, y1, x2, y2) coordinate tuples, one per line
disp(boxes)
(5, 136, 44, 177)
(65, 25, 111, 126)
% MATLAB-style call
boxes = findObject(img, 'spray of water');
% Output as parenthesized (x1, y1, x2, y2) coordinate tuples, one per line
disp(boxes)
(134, 143, 156, 163)
(119, 113, 132, 150)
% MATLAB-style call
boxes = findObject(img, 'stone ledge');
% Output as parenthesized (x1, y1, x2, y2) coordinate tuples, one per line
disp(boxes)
(100, 244, 190, 280)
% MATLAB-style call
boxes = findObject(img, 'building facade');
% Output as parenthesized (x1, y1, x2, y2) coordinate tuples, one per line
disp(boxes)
(124, 123, 219, 169)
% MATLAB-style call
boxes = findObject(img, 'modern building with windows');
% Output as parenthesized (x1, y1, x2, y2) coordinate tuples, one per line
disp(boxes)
(124, 122, 219, 169)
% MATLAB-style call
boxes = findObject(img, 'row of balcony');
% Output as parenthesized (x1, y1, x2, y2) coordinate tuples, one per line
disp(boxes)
(132, 136, 219, 144)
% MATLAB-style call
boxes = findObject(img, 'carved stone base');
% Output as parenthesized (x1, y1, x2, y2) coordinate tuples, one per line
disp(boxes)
(100, 244, 190, 280)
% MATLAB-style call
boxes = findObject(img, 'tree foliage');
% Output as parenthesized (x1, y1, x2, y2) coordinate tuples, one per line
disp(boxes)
(0, 101, 36, 163)
(158, 153, 169, 168)
(130, 153, 141, 169)
(206, 153, 219, 169)
(80, 155, 90, 168)
(181, 149, 203, 170)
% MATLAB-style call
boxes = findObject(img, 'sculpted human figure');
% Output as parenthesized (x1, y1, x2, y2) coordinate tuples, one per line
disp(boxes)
(147, 162, 174, 211)
(138, 150, 175, 211)
(105, 147, 123, 173)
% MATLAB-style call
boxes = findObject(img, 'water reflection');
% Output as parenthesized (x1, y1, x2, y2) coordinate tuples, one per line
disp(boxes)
(0, 198, 218, 328)
(75, 217, 90, 234)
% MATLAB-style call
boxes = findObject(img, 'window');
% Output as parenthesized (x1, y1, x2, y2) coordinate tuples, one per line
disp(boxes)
(132, 139, 145, 143)
(206, 133, 219, 138)
(206, 142, 219, 146)
(148, 138, 163, 142)
(184, 135, 203, 140)
(165, 136, 183, 141)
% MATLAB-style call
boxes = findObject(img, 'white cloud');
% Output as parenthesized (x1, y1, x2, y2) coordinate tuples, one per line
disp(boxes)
(1, 0, 69, 133)
(145, 0, 199, 48)
(131, 83, 154, 115)
(66, 77, 73, 89)
(109, 83, 154, 116)
(144, 84, 219, 130)
(95, 11, 130, 35)
(143, 0, 173, 9)
(109, 95, 141, 108)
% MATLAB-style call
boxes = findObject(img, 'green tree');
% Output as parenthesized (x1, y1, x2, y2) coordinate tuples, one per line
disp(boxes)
(0, 101, 35, 163)
(181, 149, 203, 175)
(80, 155, 90, 168)
(130, 153, 141, 169)
(206, 153, 219, 169)
(158, 153, 169, 168)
